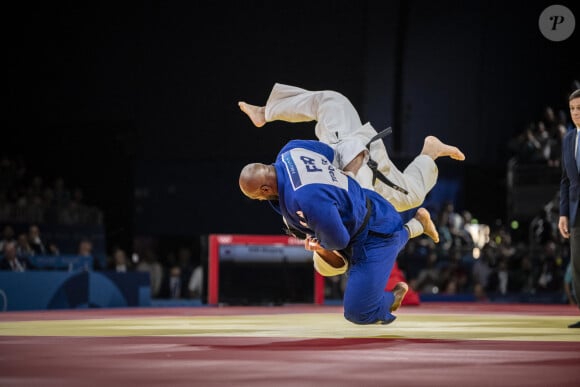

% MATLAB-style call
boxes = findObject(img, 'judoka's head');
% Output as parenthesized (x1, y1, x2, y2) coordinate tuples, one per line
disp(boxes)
(239, 163, 279, 201)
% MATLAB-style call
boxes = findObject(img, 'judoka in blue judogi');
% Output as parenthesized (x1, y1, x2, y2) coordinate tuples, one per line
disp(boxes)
(239, 139, 437, 324)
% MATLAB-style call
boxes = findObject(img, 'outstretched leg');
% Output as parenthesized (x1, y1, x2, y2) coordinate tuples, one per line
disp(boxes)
(370, 135, 465, 212)
(421, 135, 465, 161)
(389, 207, 438, 312)
(238, 102, 266, 128)
(414, 207, 439, 243)
(404, 207, 439, 243)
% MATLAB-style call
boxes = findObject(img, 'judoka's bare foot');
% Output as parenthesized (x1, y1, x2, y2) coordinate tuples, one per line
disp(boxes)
(415, 207, 439, 243)
(421, 136, 465, 161)
(238, 101, 266, 128)
(390, 282, 409, 312)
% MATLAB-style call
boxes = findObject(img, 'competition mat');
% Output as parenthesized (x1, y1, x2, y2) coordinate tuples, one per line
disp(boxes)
(1, 302, 579, 386)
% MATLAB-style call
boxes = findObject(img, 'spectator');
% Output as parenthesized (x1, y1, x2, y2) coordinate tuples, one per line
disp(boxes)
(512, 124, 536, 162)
(535, 120, 551, 162)
(47, 241, 60, 256)
(78, 238, 93, 257)
(510, 254, 534, 294)
(413, 252, 440, 294)
(163, 261, 204, 300)
(136, 249, 164, 298)
(541, 105, 559, 134)
(436, 201, 458, 251)
(0, 241, 33, 271)
(0, 225, 16, 253)
(472, 245, 493, 294)
(167, 265, 182, 299)
(28, 224, 47, 255)
(16, 233, 35, 258)
(176, 246, 196, 297)
(488, 258, 509, 295)
(535, 241, 563, 293)
(547, 121, 566, 167)
(448, 211, 475, 250)
(109, 247, 131, 272)
(398, 239, 427, 282)
(0, 157, 103, 225)
(439, 249, 469, 294)
(187, 265, 204, 299)
(507, 100, 573, 167)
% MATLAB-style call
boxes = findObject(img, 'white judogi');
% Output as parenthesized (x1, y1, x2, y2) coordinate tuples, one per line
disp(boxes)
(264, 83, 438, 212)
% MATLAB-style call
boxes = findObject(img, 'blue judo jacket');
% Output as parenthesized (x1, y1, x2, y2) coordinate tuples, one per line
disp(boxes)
(270, 140, 402, 251)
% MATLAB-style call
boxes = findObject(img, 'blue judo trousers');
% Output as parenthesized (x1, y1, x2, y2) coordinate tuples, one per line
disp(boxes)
(270, 140, 409, 324)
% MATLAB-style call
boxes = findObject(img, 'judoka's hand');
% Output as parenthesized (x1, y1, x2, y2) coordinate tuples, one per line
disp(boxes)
(304, 236, 322, 252)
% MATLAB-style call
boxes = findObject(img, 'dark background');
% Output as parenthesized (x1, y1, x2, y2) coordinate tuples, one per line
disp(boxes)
(4, 1, 579, 254)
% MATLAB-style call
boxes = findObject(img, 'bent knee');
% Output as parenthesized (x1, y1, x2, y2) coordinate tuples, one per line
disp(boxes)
(390, 192, 425, 212)
(344, 311, 374, 325)
(343, 303, 378, 325)
(344, 308, 397, 325)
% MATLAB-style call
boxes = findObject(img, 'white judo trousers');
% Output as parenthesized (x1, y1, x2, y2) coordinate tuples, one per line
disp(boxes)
(264, 82, 438, 212)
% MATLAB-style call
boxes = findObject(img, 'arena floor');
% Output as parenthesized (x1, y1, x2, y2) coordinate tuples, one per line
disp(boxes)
(1, 302, 579, 386)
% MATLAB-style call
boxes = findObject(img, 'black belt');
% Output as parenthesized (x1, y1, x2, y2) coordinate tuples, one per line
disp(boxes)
(366, 127, 409, 195)
(351, 197, 373, 241)
(352, 198, 393, 240)
(339, 198, 377, 262)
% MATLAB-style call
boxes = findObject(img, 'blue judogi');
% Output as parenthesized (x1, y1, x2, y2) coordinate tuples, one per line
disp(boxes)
(270, 140, 409, 324)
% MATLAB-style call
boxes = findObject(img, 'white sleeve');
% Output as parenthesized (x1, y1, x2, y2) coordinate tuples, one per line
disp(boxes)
(312, 251, 348, 277)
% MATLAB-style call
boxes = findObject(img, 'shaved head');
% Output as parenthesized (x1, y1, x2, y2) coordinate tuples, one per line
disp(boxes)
(239, 163, 278, 200)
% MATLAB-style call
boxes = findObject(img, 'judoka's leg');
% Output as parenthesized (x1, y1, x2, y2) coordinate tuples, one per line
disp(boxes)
(342, 229, 409, 325)
(372, 136, 465, 212)
(238, 82, 364, 145)
(310, 207, 438, 278)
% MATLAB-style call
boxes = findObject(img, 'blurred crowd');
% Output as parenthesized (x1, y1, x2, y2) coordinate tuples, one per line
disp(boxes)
(0, 223, 95, 270)
(396, 98, 577, 303)
(396, 199, 571, 303)
(108, 240, 204, 301)
(0, 221, 203, 301)
(0, 157, 103, 225)
(0, 156, 203, 301)
(506, 104, 574, 167)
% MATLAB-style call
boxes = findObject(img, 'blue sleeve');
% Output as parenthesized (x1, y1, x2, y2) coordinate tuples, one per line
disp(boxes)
(301, 200, 350, 251)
